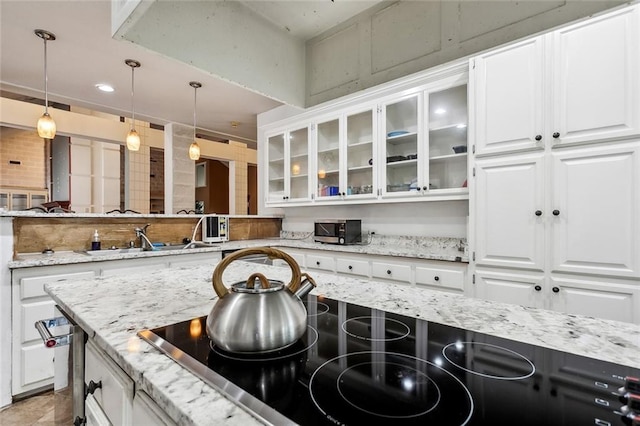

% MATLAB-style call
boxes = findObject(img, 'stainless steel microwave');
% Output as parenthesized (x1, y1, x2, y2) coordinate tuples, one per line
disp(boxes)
(202, 215, 229, 243)
(314, 220, 361, 245)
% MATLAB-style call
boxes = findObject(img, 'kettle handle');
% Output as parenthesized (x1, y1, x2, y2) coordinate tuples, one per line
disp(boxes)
(212, 247, 303, 298)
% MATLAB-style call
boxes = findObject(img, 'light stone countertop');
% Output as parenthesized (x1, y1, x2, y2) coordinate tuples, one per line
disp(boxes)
(45, 259, 640, 426)
(9, 234, 468, 269)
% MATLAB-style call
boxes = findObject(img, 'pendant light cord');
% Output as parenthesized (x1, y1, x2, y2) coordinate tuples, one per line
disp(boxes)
(43, 37, 49, 114)
(131, 65, 135, 131)
(193, 84, 197, 140)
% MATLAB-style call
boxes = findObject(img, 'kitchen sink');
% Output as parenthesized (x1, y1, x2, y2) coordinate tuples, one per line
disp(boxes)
(83, 244, 192, 256)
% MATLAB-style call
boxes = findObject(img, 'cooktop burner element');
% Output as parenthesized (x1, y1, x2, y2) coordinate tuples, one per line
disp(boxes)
(341, 315, 411, 341)
(442, 341, 536, 380)
(309, 351, 473, 424)
(138, 296, 640, 426)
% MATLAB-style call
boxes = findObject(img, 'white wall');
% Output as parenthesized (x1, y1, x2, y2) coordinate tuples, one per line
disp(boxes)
(0, 217, 14, 407)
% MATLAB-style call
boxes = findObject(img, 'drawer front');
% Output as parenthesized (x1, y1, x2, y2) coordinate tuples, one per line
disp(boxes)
(22, 300, 56, 343)
(415, 266, 464, 291)
(20, 344, 54, 389)
(85, 341, 133, 425)
(306, 254, 335, 272)
(336, 258, 370, 277)
(371, 262, 411, 283)
(133, 391, 176, 426)
(21, 271, 95, 299)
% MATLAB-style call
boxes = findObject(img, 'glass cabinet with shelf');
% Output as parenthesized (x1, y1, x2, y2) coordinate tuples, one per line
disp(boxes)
(381, 94, 422, 196)
(315, 108, 376, 201)
(266, 126, 311, 203)
(427, 84, 468, 191)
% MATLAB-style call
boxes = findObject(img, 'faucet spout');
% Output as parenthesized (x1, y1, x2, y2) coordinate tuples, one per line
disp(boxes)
(134, 224, 153, 251)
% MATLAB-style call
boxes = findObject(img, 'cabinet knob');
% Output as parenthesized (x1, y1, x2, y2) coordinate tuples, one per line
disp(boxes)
(535, 135, 542, 141)
(73, 416, 86, 426)
(552, 210, 560, 216)
(535, 210, 542, 216)
(534, 285, 542, 291)
(85, 380, 102, 397)
(552, 132, 560, 139)
(316, 261, 320, 266)
(552, 287, 560, 293)
(434, 276, 440, 281)
(386, 269, 392, 275)
(422, 186, 427, 191)
(348, 265, 353, 270)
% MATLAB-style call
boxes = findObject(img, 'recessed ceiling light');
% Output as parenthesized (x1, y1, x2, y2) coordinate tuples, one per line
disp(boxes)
(434, 108, 446, 115)
(95, 83, 114, 93)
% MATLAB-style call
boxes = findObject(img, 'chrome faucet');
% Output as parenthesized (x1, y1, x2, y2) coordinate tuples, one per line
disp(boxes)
(134, 224, 153, 251)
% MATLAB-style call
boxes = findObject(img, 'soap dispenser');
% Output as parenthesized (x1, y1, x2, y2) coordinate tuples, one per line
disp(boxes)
(91, 229, 101, 251)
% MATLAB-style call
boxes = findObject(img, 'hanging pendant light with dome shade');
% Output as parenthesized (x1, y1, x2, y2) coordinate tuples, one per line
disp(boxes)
(125, 59, 141, 151)
(189, 81, 202, 160)
(34, 29, 56, 139)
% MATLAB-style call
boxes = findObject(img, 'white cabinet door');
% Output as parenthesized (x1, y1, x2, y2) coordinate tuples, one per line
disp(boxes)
(551, 5, 640, 146)
(549, 142, 640, 278)
(473, 36, 545, 156)
(474, 269, 545, 309)
(548, 275, 639, 323)
(474, 153, 545, 270)
(132, 391, 176, 426)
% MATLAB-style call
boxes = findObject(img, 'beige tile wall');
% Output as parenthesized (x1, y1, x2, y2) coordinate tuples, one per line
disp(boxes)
(0, 127, 46, 189)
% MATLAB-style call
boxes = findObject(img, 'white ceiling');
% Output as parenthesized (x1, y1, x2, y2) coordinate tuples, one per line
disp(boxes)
(0, 0, 381, 147)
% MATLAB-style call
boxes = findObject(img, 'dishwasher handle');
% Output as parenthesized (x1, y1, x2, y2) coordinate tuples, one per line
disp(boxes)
(35, 316, 72, 348)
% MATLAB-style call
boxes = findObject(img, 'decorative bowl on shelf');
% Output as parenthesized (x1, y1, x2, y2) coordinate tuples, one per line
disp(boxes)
(452, 145, 467, 154)
(387, 130, 409, 138)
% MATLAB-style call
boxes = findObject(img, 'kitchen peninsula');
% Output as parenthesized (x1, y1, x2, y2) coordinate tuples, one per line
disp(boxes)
(44, 259, 640, 425)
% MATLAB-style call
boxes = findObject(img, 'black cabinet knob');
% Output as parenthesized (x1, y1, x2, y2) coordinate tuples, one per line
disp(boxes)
(422, 186, 427, 191)
(552, 209, 560, 216)
(552, 287, 560, 293)
(73, 416, 86, 426)
(535, 135, 542, 141)
(387, 270, 392, 275)
(316, 261, 320, 266)
(434, 276, 440, 281)
(535, 210, 542, 216)
(348, 265, 353, 270)
(534, 285, 542, 291)
(552, 132, 560, 139)
(85, 380, 102, 397)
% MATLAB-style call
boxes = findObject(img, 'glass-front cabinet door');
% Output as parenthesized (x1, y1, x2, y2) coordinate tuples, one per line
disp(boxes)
(381, 93, 423, 197)
(266, 126, 311, 204)
(345, 108, 376, 198)
(427, 84, 468, 192)
(288, 127, 310, 200)
(267, 133, 286, 203)
(316, 118, 341, 199)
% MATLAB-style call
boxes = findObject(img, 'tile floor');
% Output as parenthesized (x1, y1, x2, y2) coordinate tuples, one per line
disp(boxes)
(0, 391, 54, 425)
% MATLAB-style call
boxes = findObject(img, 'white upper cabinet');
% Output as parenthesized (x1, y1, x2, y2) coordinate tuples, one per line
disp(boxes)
(474, 153, 546, 271)
(549, 142, 640, 278)
(266, 125, 311, 203)
(473, 5, 640, 156)
(473, 37, 545, 156)
(552, 6, 640, 145)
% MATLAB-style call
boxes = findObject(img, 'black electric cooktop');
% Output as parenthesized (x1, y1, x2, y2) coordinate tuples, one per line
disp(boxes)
(138, 296, 640, 426)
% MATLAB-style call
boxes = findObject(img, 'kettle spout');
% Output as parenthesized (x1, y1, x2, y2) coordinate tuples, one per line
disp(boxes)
(294, 273, 317, 299)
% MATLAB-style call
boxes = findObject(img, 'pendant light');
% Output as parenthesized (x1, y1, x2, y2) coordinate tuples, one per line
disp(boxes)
(189, 81, 202, 160)
(125, 59, 141, 151)
(34, 29, 56, 139)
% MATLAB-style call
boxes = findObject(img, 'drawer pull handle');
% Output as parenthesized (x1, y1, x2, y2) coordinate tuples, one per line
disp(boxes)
(386, 270, 392, 275)
(434, 276, 439, 281)
(86, 380, 102, 397)
(348, 265, 353, 270)
(552, 287, 560, 293)
(534, 285, 542, 291)
(73, 416, 86, 426)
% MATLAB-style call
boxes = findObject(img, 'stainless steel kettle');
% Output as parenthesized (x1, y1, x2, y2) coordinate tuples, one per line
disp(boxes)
(206, 247, 316, 353)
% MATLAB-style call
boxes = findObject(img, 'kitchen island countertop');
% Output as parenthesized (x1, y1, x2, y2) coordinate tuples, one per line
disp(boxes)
(44, 259, 640, 426)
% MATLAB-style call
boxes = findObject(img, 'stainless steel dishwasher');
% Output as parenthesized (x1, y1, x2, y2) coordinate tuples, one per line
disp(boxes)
(35, 306, 86, 425)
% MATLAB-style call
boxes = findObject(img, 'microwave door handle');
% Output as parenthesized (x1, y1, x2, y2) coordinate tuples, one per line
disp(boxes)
(35, 316, 72, 348)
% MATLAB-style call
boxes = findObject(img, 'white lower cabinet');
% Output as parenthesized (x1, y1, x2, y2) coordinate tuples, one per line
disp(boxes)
(279, 247, 468, 294)
(474, 268, 640, 323)
(85, 340, 134, 425)
(10, 251, 221, 398)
